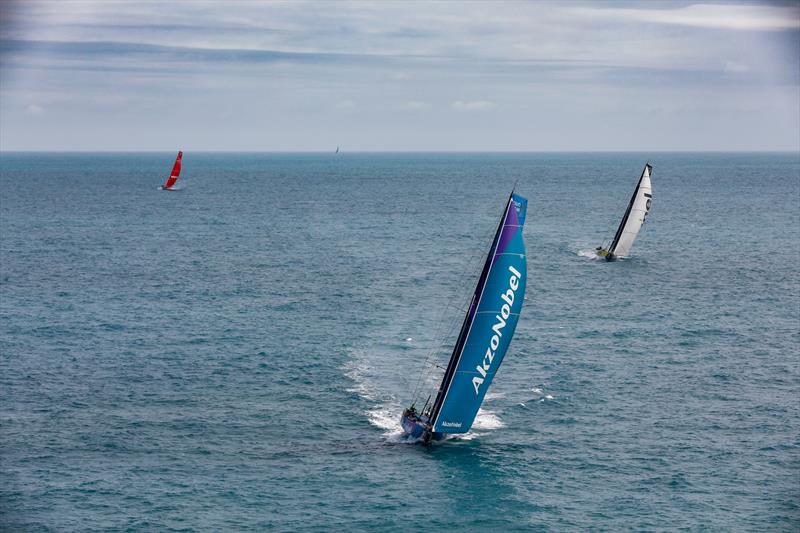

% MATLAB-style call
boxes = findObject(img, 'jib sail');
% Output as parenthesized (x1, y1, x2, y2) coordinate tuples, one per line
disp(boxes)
(162, 151, 183, 189)
(429, 192, 528, 434)
(609, 163, 653, 258)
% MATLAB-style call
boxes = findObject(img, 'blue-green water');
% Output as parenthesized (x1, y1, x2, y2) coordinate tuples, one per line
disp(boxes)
(1, 152, 798, 531)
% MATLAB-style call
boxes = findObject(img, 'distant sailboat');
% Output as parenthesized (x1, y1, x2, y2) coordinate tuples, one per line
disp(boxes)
(335, 146, 340, 154)
(401, 190, 528, 443)
(597, 163, 653, 261)
(159, 151, 183, 191)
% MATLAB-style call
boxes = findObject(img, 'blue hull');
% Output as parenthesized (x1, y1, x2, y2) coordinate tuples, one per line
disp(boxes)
(400, 409, 443, 443)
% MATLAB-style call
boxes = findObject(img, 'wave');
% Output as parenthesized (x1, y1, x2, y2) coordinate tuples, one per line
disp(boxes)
(366, 406, 406, 440)
(529, 385, 556, 403)
(472, 408, 504, 430)
(578, 249, 603, 260)
(449, 408, 503, 441)
(343, 355, 409, 441)
(158, 183, 187, 191)
(344, 348, 505, 444)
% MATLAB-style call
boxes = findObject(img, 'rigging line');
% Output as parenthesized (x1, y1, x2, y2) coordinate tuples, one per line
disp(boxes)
(407, 192, 515, 406)
(410, 307, 467, 404)
(408, 239, 490, 401)
(411, 241, 492, 403)
(409, 287, 468, 403)
(422, 214, 506, 399)
(430, 190, 515, 427)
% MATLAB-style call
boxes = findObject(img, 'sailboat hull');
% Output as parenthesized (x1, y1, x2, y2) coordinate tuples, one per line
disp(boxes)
(400, 409, 443, 443)
(596, 248, 616, 261)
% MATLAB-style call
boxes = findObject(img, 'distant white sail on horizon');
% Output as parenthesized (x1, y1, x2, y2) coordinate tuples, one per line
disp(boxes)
(608, 163, 653, 258)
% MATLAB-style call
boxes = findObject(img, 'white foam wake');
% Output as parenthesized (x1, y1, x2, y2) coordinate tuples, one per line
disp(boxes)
(473, 408, 504, 430)
(578, 249, 602, 260)
(366, 406, 405, 438)
(530, 385, 556, 402)
(343, 352, 409, 441)
(345, 345, 505, 443)
(450, 408, 503, 440)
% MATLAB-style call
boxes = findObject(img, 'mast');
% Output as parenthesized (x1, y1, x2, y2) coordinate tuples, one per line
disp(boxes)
(609, 163, 650, 255)
(428, 190, 515, 428)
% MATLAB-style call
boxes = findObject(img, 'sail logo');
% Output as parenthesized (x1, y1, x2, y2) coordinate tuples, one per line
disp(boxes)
(472, 264, 523, 395)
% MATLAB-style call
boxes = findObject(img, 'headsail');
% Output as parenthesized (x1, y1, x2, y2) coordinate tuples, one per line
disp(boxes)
(161, 151, 183, 190)
(608, 163, 652, 258)
(428, 193, 528, 434)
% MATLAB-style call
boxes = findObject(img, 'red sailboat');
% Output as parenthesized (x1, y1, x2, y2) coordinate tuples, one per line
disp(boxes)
(159, 151, 183, 191)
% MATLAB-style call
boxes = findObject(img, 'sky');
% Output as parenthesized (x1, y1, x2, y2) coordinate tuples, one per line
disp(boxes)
(0, 0, 798, 151)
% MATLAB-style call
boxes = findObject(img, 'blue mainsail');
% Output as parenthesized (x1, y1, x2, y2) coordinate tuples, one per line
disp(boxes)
(429, 193, 527, 434)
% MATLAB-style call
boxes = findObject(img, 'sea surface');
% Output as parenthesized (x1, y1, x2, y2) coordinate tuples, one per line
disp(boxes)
(1, 152, 798, 531)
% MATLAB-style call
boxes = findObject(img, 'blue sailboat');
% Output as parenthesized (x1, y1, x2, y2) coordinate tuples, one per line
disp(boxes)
(401, 190, 528, 443)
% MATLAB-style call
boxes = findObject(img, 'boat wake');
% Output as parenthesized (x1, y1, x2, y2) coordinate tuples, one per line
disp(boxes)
(457, 409, 504, 440)
(343, 355, 406, 440)
(578, 249, 603, 260)
(367, 406, 406, 438)
(344, 349, 504, 444)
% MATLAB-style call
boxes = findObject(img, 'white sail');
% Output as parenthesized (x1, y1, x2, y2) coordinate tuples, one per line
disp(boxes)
(610, 164, 653, 258)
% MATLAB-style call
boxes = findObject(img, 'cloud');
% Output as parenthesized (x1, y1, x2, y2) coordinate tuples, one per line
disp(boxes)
(724, 61, 749, 73)
(0, 1, 797, 150)
(3, 3, 796, 80)
(451, 100, 496, 112)
(405, 100, 431, 110)
(571, 4, 800, 31)
(0, 39, 381, 66)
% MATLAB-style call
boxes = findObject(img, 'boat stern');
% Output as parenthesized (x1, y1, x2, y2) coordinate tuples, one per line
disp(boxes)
(400, 408, 429, 440)
(596, 247, 616, 261)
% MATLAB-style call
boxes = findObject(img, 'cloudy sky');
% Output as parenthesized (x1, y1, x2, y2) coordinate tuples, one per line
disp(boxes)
(1, 1, 798, 151)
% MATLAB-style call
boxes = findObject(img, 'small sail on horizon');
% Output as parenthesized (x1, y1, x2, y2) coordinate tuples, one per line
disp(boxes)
(401, 191, 528, 442)
(160, 151, 183, 190)
(597, 163, 652, 260)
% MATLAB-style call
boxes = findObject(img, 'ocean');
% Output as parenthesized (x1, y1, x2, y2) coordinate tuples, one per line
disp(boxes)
(1, 152, 798, 531)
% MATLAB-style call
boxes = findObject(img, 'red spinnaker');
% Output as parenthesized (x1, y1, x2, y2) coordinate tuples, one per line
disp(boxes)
(162, 151, 182, 189)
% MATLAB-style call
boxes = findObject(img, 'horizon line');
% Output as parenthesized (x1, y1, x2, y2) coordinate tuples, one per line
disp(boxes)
(2, 149, 798, 154)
